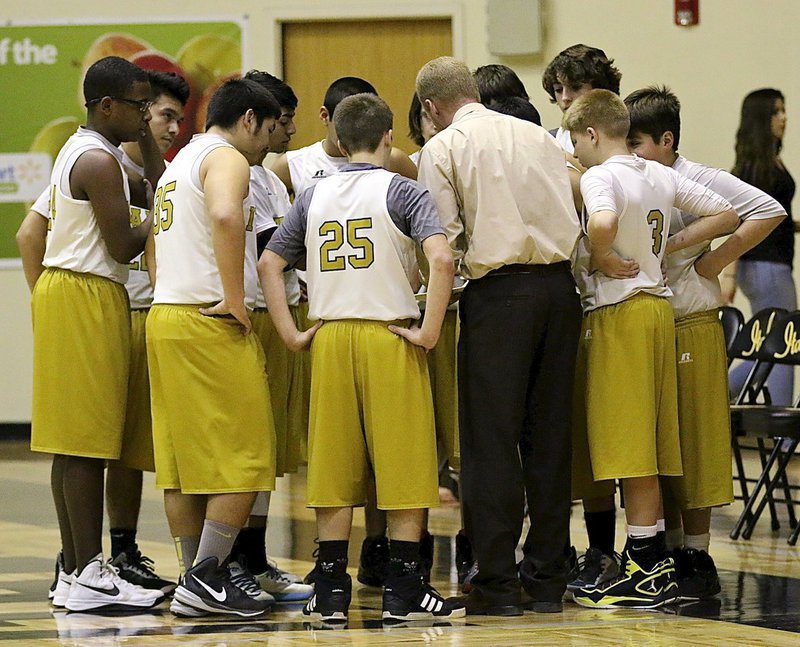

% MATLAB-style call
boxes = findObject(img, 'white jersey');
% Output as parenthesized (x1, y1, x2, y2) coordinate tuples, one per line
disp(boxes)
(666, 155, 787, 319)
(250, 165, 301, 308)
(43, 127, 131, 284)
(152, 133, 259, 308)
(305, 168, 420, 321)
(410, 150, 421, 167)
(575, 154, 732, 313)
(120, 150, 154, 309)
(554, 127, 574, 154)
(285, 140, 347, 195)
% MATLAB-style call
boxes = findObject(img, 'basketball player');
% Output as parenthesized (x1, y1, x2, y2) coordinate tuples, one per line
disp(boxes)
(22, 56, 163, 613)
(260, 93, 464, 623)
(147, 78, 280, 617)
(22, 70, 188, 600)
(625, 85, 785, 599)
(542, 44, 622, 153)
(272, 76, 419, 587)
(228, 69, 313, 602)
(563, 89, 737, 608)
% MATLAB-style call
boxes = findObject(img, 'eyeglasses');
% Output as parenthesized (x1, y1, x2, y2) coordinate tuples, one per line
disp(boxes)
(85, 96, 154, 113)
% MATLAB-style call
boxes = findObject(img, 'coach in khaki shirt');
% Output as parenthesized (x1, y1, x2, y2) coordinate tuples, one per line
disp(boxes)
(416, 56, 582, 615)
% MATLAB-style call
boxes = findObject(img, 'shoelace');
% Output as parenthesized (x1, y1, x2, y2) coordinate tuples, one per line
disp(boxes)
(229, 564, 263, 597)
(264, 564, 293, 584)
(125, 551, 159, 579)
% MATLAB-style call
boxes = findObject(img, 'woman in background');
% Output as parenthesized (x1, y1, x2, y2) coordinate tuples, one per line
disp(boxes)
(728, 89, 796, 404)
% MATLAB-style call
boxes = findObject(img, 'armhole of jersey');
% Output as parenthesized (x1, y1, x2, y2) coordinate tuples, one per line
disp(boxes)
(190, 143, 228, 192)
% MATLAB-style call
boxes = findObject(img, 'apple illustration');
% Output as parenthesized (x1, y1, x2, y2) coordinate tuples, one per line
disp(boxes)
(176, 34, 240, 95)
(30, 116, 81, 163)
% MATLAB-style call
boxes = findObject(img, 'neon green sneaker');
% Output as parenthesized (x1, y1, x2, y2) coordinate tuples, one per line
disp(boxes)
(573, 549, 678, 609)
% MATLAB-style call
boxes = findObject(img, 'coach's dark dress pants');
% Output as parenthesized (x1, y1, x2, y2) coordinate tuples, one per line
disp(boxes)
(458, 262, 581, 602)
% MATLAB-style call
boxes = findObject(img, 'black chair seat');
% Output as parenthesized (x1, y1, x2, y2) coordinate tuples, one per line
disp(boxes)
(731, 405, 800, 438)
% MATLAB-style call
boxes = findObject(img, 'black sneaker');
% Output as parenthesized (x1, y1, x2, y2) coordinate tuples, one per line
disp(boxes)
(455, 530, 477, 592)
(382, 573, 466, 622)
(173, 556, 271, 617)
(303, 573, 351, 623)
(303, 539, 320, 586)
(420, 531, 434, 584)
(573, 549, 677, 609)
(48, 551, 63, 601)
(674, 548, 721, 601)
(111, 549, 177, 595)
(357, 536, 389, 587)
(567, 547, 620, 592)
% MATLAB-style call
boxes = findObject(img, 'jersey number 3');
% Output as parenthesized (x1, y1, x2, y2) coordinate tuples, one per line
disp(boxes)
(647, 209, 665, 256)
(319, 218, 375, 272)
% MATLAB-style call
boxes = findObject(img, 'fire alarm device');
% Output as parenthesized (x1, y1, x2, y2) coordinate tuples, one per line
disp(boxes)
(675, 0, 699, 26)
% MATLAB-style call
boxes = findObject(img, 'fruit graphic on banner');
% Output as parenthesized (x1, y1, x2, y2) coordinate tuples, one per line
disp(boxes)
(0, 21, 243, 259)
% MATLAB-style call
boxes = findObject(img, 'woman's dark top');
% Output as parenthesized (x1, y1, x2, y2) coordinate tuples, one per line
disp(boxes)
(740, 164, 795, 266)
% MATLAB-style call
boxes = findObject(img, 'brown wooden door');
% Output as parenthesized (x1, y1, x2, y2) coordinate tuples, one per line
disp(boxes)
(282, 18, 452, 155)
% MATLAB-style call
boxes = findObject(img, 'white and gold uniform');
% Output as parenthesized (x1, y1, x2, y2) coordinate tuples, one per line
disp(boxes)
(575, 154, 731, 483)
(31, 127, 132, 459)
(666, 156, 786, 510)
(147, 134, 275, 494)
(286, 140, 346, 195)
(250, 165, 302, 478)
(268, 165, 443, 510)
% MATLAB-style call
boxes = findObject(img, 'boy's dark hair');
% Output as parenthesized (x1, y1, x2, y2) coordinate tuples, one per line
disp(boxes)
(147, 70, 190, 107)
(334, 93, 392, 155)
(408, 93, 425, 147)
(205, 78, 281, 130)
(324, 77, 377, 118)
(244, 70, 298, 110)
(624, 85, 681, 152)
(474, 64, 529, 104)
(486, 96, 541, 126)
(542, 44, 622, 101)
(83, 56, 149, 105)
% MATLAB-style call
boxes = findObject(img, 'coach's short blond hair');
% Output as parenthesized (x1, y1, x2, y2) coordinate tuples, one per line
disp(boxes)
(562, 89, 630, 138)
(416, 56, 480, 105)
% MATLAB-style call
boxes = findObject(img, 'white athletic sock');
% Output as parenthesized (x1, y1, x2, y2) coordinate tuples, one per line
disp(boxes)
(684, 532, 710, 552)
(627, 524, 658, 540)
(665, 528, 684, 550)
(656, 519, 665, 533)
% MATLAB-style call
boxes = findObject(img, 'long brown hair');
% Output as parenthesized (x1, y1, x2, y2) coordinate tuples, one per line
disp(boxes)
(732, 88, 785, 191)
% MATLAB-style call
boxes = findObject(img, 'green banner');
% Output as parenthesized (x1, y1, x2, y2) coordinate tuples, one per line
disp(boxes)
(0, 20, 243, 260)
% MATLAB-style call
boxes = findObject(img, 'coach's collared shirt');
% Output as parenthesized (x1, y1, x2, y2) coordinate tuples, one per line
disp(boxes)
(417, 102, 580, 279)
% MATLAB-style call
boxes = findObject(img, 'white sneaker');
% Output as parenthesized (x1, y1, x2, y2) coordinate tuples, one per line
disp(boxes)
(66, 555, 165, 612)
(266, 557, 303, 584)
(52, 569, 74, 608)
(228, 561, 275, 603)
(257, 563, 314, 601)
(170, 597, 207, 617)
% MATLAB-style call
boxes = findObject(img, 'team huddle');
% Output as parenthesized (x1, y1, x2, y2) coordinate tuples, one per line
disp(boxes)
(16, 43, 787, 623)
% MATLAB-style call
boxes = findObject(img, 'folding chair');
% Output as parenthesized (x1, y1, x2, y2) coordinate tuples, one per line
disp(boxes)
(719, 306, 744, 366)
(729, 309, 800, 544)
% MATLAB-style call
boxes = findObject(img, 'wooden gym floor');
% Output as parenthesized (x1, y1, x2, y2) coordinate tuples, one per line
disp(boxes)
(1, 441, 799, 646)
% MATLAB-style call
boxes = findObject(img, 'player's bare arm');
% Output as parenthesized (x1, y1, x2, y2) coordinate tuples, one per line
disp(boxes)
(197, 146, 252, 333)
(664, 207, 738, 256)
(568, 165, 584, 213)
(259, 249, 321, 352)
(270, 153, 294, 196)
(587, 209, 640, 279)
(390, 233, 453, 350)
(693, 214, 783, 282)
(16, 210, 49, 291)
(71, 149, 153, 263)
(389, 147, 418, 180)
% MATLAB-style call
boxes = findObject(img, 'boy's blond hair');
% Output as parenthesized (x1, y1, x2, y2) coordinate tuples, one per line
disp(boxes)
(562, 88, 630, 139)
